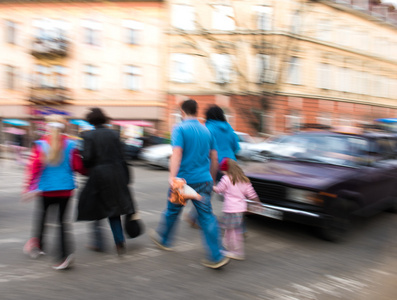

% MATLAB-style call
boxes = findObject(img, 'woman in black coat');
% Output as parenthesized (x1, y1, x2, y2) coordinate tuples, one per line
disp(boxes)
(77, 108, 135, 254)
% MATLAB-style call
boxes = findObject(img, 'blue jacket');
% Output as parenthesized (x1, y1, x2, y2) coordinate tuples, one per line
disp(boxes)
(36, 139, 76, 192)
(206, 120, 240, 163)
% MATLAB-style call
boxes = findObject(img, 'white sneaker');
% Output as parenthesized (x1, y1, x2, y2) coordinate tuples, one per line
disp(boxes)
(201, 257, 230, 269)
(52, 254, 74, 270)
(224, 251, 245, 261)
(149, 229, 173, 251)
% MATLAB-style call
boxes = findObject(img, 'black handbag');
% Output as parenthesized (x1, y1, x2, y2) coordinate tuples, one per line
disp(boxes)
(124, 213, 144, 238)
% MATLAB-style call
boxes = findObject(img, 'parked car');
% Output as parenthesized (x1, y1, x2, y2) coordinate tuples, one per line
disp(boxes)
(124, 137, 144, 160)
(243, 128, 397, 241)
(138, 143, 172, 169)
(234, 131, 257, 160)
(140, 131, 253, 168)
(238, 135, 291, 162)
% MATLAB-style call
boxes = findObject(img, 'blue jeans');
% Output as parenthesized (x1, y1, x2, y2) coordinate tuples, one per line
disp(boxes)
(156, 181, 224, 262)
(92, 216, 125, 248)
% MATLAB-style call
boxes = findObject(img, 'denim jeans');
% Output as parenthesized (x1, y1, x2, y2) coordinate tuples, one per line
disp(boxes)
(91, 216, 125, 248)
(157, 181, 224, 262)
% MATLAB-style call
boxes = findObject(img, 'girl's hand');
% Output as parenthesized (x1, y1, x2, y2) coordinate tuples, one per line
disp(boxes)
(252, 197, 260, 203)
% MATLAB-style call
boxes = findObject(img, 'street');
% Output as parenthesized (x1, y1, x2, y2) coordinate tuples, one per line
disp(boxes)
(0, 158, 396, 300)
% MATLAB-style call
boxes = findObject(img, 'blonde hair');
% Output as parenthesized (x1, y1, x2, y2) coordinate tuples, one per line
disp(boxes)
(44, 114, 66, 165)
(226, 159, 250, 185)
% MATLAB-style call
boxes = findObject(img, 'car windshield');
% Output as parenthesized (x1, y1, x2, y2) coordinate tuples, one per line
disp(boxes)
(269, 134, 369, 167)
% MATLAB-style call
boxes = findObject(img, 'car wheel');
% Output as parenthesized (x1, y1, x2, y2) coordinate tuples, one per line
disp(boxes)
(316, 216, 350, 242)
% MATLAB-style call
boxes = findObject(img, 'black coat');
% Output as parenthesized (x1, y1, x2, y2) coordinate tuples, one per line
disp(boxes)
(77, 126, 135, 221)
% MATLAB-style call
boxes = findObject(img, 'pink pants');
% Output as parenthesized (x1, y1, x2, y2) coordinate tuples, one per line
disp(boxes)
(223, 227, 244, 257)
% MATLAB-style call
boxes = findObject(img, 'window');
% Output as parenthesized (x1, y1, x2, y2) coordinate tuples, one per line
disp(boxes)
(123, 20, 143, 45)
(33, 19, 68, 40)
(317, 63, 333, 90)
(357, 31, 368, 51)
(373, 75, 381, 97)
(5, 20, 16, 44)
(125, 65, 142, 91)
(338, 26, 350, 47)
(35, 65, 51, 88)
(211, 53, 232, 83)
(82, 20, 101, 46)
(53, 65, 67, 88)
(5, 65, 16, 89)
(170, 54, 194, 83)
(351, 69, 360, 94)
(256, 54, 275, 83)
(317, 20, 331, 42)
(34, 65, 68, 88)
(172, 5, 195, 30)
(341, 68, 350, 93)
(290, 10, 301, 34)
(212, 5, 235, 31)
(254, 6, 272, 30)
(285, 110, 301, 131)
(286, 57, 301, 85)
(84, 65, 99, 90)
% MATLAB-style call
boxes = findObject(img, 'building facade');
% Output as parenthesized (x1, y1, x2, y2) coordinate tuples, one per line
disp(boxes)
(0, 0, 166, 129)
(1, 0, 397, 138)
(165, 0, 397, 136)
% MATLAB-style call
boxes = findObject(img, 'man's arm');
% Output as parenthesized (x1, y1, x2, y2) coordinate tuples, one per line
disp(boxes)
(209, 149, 218, 183)
(169, 146, 183, 185)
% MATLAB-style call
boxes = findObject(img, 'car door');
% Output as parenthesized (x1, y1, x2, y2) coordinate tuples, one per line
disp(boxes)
(358, 137, 397, 213)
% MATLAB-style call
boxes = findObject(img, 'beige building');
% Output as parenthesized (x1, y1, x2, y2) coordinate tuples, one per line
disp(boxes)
(0, 0, 166, 129)
(1, 0, 397, 138)
(165, 0, 397, 135)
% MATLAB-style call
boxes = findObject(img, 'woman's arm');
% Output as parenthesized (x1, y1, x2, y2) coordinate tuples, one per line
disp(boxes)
(24, 144, 42, 193)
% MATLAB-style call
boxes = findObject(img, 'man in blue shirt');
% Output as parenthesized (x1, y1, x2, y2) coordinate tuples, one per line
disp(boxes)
(150, 99, 229, 269)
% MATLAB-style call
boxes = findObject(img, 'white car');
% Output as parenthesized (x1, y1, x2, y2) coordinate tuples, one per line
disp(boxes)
(139, 131, 258, 168)
(238, 135, 293, 161)
(138, 144, 172, 169)
(235, 131, 256, 160)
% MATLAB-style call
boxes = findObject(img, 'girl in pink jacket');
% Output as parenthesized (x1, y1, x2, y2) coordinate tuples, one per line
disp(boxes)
(213, 158, 259, 260)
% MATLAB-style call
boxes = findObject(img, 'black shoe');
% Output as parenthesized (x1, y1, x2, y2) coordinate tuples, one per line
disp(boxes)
(116, 242, 126, 256)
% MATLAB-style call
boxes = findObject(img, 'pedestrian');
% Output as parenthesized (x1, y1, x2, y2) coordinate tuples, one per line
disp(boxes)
(22, 114, 84, 270)
(149, 99, 230, 269)
(77, 107, 135, 255)
(184, 105, 240, 228)
(213, 158, 259, 261)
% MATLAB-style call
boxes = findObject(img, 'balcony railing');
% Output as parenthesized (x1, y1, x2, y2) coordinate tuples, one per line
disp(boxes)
(29, 86, 71, 105)
(31, 38, 69, 58)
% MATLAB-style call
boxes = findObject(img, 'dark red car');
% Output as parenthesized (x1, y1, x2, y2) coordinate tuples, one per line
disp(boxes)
(244, 128, 397, 241)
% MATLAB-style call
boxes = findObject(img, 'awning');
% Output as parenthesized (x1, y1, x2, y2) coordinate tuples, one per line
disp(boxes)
(111, 120, 153, 127)
(69, 119, 94, 131)
(375, 118, 397, 124)
(2, 119, 30, 126)
(3, 127, 26, 135)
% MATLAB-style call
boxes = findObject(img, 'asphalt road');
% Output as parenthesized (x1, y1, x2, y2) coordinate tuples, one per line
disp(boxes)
(0, 158, 396, 300)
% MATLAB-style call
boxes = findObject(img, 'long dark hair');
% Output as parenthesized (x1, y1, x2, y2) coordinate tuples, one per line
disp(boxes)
(86, 107, 109, 126)
(205, 105, 226, 122)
